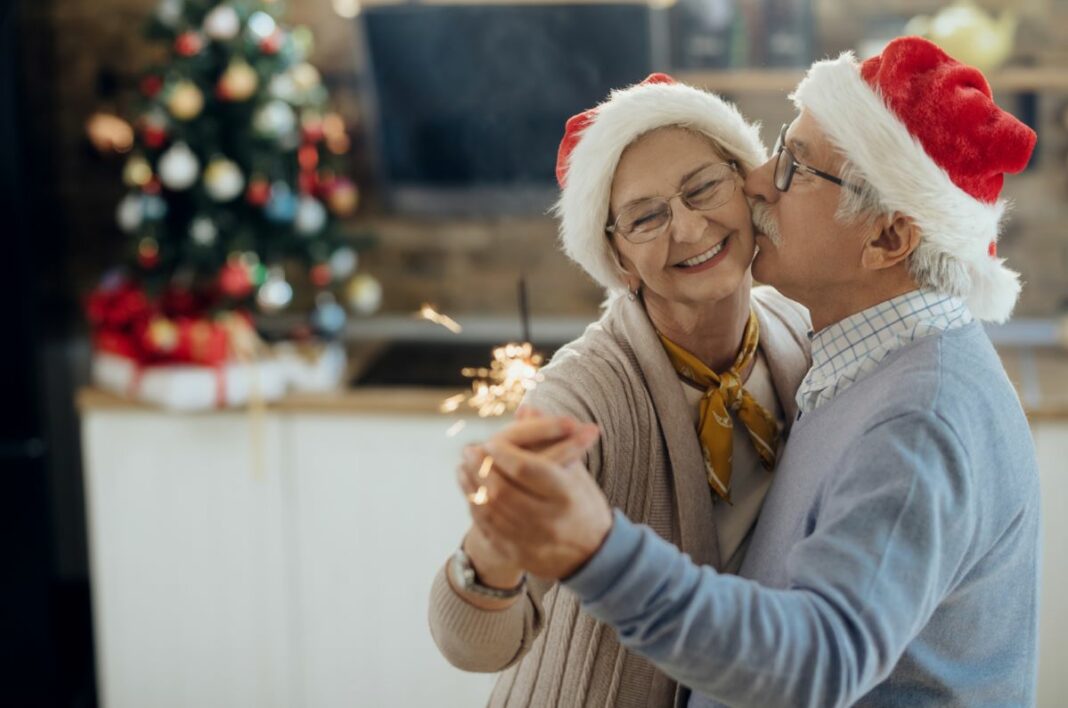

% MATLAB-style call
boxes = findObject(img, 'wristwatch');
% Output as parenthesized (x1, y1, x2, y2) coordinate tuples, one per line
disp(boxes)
(450, 547, 527, 599)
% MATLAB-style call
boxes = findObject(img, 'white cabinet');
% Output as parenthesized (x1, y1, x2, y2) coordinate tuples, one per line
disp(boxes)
(1034, 422, 1068, 708)
(81, 402, 499, 708)
(80, 398, 1068, 707)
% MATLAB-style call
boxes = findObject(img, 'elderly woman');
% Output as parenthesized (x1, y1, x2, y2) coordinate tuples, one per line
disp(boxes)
(428, 74, 811, 707)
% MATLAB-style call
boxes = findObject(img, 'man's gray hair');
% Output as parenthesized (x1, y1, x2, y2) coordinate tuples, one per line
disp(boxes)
(834, 159, 971, 299)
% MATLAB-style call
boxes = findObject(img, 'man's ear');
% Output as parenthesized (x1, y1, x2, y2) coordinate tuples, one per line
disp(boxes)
(861, 213, 921, 271)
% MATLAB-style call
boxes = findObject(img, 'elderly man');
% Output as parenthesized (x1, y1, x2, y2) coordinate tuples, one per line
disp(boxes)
(460, 37, 1041, 707)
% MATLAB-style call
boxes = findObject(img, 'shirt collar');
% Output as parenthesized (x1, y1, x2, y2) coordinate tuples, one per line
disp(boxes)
(797, 289, 974, 414)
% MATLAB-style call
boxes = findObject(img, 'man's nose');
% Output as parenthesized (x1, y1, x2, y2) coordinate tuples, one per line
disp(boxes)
(744, 158, 779, 205)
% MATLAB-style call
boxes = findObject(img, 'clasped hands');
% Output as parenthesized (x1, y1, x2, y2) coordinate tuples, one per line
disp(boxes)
(457, 407, 613, 584)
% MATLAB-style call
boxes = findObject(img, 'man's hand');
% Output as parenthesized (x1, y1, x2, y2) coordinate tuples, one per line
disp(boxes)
(458, 410, 611, 580)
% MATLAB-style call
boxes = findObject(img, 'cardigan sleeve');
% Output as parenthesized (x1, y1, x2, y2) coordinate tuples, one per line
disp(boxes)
(562, 410, 978, 708)
(427, 353, 610, 671)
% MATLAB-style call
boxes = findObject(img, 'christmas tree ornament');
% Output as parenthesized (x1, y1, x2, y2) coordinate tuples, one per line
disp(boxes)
(146, 317, 180, 353)
(247, 11, 277, 41)
(297, 170, 319, 195)
(168, 80, 205, 121)
(246, 176, 271, 206)
(301, 110, 324, 143)
(116, 194, 144, 233)
(298, 144, 319, 172)
(264, 182, 297, 222)
(290, 25, 315, 56)
(256, 266, 293, 313)
(218, 258, 254, 298)
(138, 237, 161, 269)
(203, 5, 241, 41)
(344, 273, 382, 315)
(189, 216, 218, 246)
(268, 73, 299, 104)
(217, 59, 259, 102)
(326, 177, 359, 217)
(254, 100, 296, 140)
(294, 195, 327, 235)
(203, 157, 245, 202)
(142, 195, 168, 221)
(156, 0, 184, 28)
(329, 246, 358, 279)
(158, 142, 200, 190)
(174, 31, 205, 58)
(139, 75, 164, 98)
(291, 63, 321, 93)
(310, 262, 332, 287)
(259, 29, 285, 56)
(311, 292, 347, 337)
(143, 176, 163, 196)
(122, 155, 153, 188)
(138, 110, 170, 149)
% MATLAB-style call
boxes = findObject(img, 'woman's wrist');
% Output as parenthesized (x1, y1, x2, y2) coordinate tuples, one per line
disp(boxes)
(463, 533, 525, 590)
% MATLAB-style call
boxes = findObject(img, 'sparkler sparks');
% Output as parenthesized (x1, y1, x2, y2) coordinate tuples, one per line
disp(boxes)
(456, 342, 544, 418)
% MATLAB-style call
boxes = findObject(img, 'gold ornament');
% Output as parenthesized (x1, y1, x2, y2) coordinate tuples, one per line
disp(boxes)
(168, 81, 204, 120)
(122, 155, 153, 188)
(291, 63, 321, 93)
(219, 60, 259, 101)
(327, 180, 359, 217)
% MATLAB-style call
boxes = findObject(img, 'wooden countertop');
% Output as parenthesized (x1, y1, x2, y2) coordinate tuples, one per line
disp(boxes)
(77, 346, 1068, 421)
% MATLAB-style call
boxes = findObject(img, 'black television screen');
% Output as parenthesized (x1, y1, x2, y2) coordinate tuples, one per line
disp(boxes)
(359, 3, 666, 215)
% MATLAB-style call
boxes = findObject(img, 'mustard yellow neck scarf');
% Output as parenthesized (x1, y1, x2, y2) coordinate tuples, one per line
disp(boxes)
(659, 310, 780, 503)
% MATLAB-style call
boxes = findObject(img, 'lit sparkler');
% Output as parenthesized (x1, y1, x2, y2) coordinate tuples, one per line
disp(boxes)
(417, 303, 463, 334)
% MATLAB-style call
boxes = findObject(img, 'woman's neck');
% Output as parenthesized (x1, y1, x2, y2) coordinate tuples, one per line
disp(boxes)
(643, 276, 753, 373)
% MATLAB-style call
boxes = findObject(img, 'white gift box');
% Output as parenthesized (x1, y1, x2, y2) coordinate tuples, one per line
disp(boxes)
(273, 340, 348, 392)
(91, 351, 287, 411)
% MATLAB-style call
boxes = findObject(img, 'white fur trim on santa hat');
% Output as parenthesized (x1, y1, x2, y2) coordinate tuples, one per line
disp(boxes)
(791, 51, 1020, 323)
(554, 81, 767, 293)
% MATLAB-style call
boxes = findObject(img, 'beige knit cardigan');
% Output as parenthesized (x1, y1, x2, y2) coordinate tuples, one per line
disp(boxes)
(428, 285, 811, 708)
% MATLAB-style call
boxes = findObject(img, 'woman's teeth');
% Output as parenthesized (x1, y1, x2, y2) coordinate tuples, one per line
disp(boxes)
(678, 238, 726, 267)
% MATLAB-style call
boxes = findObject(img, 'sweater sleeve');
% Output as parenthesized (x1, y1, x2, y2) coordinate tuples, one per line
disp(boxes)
(426, 357, 608, 672)
(563, 411, 976, 708)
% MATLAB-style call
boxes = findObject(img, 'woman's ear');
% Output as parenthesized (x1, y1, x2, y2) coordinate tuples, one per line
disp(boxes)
(861, 212, 920, 271)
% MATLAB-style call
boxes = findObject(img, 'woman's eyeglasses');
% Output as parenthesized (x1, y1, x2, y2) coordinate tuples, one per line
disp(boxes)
(606, 162, 739, 244)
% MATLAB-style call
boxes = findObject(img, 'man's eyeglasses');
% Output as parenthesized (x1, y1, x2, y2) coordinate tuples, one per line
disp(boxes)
(773, 123, 861, 194)
(605, 162, 739, 244)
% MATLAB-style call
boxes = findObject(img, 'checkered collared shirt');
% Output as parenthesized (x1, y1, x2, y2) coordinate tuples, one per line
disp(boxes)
(797, 289, 974, 415)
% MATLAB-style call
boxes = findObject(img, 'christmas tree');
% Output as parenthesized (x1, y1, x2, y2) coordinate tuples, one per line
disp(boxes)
(103, 0, 367, 346)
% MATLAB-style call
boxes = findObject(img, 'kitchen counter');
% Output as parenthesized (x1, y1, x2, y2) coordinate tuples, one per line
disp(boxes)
(77, 344, 1068, 419)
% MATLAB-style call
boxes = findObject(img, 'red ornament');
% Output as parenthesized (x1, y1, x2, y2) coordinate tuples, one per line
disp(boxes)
(142, 177, 162, 195)
(298, 144, 319, 172)
(259, 30, 283, 55)
(140, 75, 164, 98)
(219, 261, 254, 298)
(301, 120, 324, 144)
(175, 31, 204, 57)
(310, 263, 332, 287)
(140, 123, 168, 150)
(298, 170, 318, 195)
(138, 238, 161, 270)
(246, 178, 271, 206)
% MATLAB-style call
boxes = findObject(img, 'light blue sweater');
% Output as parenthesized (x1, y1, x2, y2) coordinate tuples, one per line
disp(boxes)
(564, 322, 1040, 707)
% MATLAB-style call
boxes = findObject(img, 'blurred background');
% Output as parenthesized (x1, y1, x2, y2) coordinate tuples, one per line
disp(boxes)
(3, 0, 1067, 706)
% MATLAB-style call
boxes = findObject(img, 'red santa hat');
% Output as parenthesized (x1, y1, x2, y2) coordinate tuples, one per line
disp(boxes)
(554, 73, 767, 292)
(790, 36, 1036, 323)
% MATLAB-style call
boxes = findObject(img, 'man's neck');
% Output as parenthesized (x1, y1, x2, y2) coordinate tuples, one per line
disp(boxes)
(642, 277, 753, 373)
(807, 280, 920, 334)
